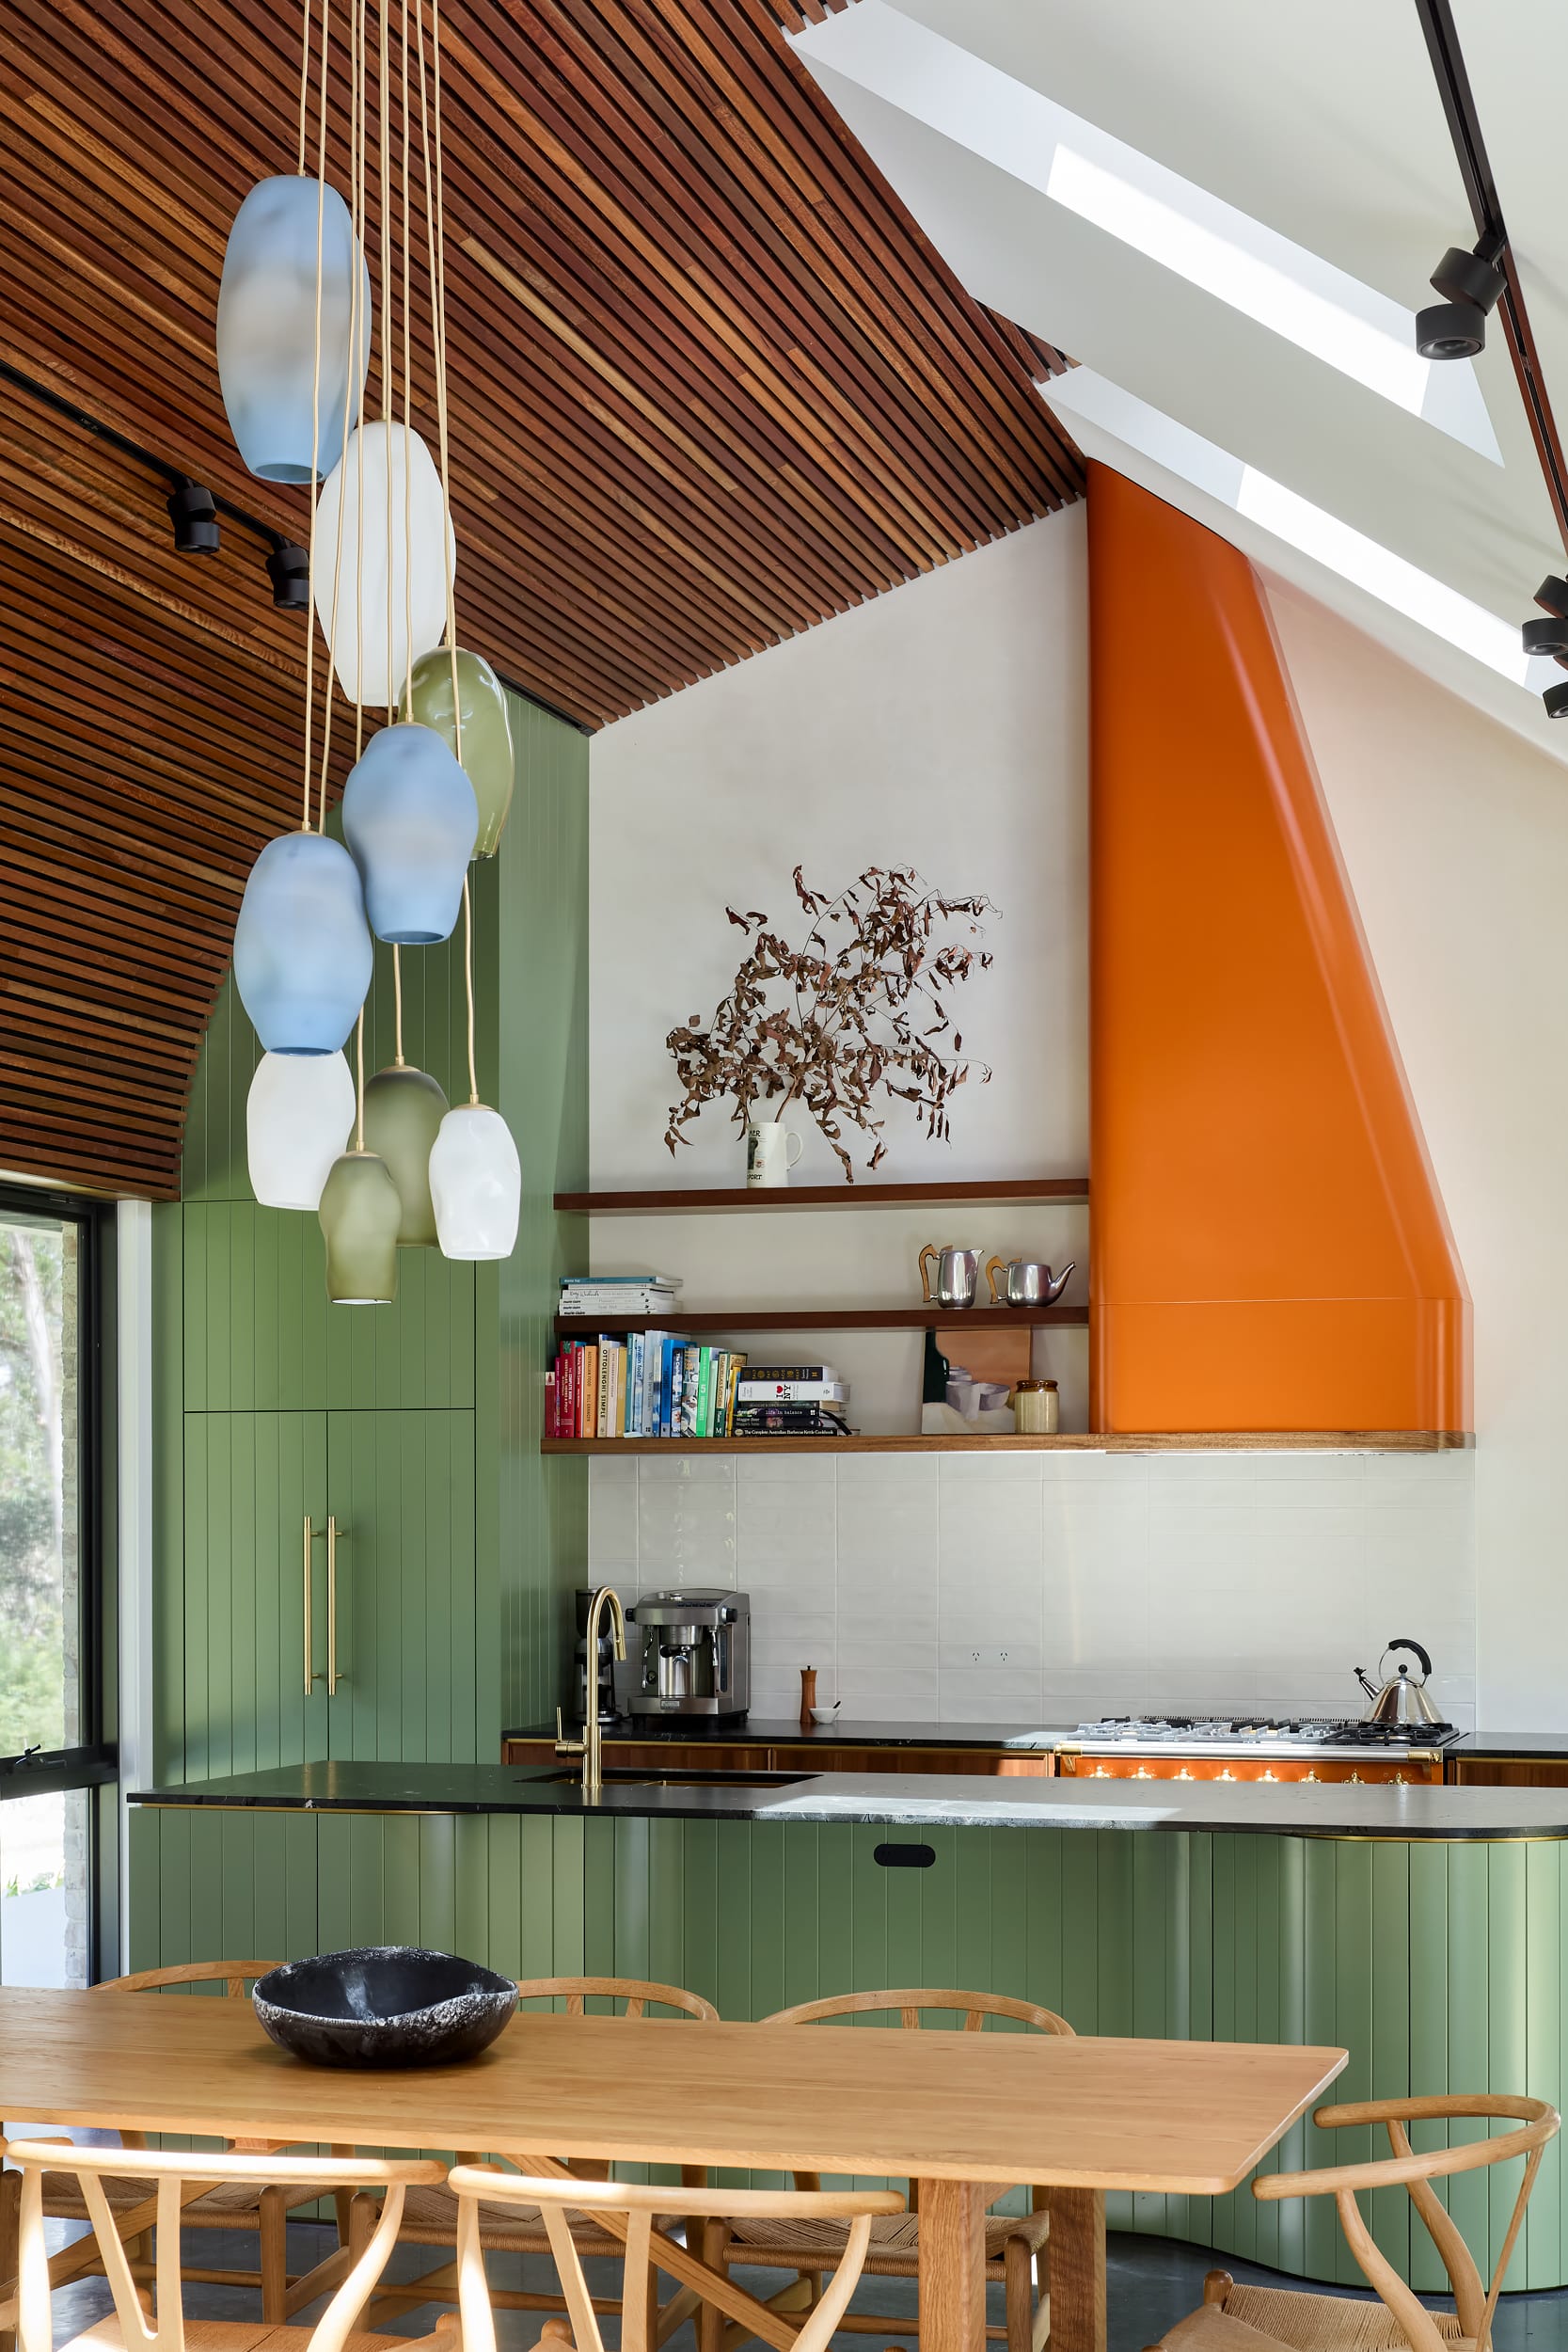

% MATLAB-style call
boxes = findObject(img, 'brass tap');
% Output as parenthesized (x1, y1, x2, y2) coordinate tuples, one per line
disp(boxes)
(556, 1585, 627, 1799)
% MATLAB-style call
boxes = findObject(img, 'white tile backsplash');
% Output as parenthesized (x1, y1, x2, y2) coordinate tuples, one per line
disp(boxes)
(588, 1450, 1478, 1726)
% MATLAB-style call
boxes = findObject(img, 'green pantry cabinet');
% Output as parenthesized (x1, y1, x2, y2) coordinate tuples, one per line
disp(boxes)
(148, 691, 590, 1788)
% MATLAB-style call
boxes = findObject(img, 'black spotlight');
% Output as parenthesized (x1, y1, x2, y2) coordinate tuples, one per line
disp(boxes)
(265, 538, 311, 611)
(1543, 677, 1568, 719)
(166, 477, 220, 554)
(1417, 236, 1506, 359)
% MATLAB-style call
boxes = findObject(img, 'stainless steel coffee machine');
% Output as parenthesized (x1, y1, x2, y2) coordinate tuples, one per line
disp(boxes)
(625, 1589, 750, 1724)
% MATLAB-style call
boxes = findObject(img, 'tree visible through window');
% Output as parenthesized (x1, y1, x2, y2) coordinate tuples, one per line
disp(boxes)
(0, 1210, 88, 1985)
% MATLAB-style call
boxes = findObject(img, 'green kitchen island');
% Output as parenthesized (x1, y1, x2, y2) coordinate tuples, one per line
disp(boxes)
(128, 1765, 1568, 2293)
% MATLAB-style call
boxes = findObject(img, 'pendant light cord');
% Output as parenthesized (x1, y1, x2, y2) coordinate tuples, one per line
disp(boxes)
(379, 0, 395, 727)
(296, 0, 312, 175)
(393, 942, 404, 1066)
(401, 0, 416, 715)
(300, 0, 331, 833)
(355, 1007, 367, 1152)
(462, 876, 478, 1105)
(351, 0, 367, 767)
(420, 0, 478, 1110)
(316, 0, 367, 834)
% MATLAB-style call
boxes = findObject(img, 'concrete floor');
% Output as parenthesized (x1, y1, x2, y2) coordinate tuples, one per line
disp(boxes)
(39, 2218, 1568, 2352)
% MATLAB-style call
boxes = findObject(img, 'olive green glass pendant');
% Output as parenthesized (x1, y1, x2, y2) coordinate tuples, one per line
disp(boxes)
(318, 1150, 402, 1303)
(404, 647, 514, 856)
(361, 1064, 448, 1245)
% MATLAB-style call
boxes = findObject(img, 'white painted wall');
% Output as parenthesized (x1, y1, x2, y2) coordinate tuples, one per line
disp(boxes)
(1263, 578, 1568, 1732)
(588, 511, 1089, 1192)
(581, 511, 1514, 1730)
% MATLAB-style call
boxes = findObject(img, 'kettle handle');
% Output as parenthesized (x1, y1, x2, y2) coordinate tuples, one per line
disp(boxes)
(1385, 1637, 1433, 1680)
(984, 1255, 1006, 1305)
(918, 1243, 939, 1304)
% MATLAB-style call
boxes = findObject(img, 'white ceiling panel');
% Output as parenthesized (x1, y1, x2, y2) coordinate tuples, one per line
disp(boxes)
(791, 0, 1568, 750)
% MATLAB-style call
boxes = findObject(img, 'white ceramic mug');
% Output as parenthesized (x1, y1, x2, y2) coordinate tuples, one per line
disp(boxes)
(746, 1117, 804, 1188)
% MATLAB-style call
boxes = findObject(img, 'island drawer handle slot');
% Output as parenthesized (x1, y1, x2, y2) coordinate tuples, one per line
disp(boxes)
(874, 1842, 936, 1868)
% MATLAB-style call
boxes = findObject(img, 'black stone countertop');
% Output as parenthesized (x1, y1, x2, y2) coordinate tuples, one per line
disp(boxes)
(502, 1719, 1068, 1748)
(129, 1761, 1568, 1838)
(509, 1720, 1568, 1761)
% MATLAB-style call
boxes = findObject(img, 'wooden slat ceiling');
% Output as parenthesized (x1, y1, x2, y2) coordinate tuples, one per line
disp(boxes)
(0, 0, 1082, 1199)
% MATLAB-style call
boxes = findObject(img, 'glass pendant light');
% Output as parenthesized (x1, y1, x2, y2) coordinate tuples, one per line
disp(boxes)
(312, 422, 454, 705)
(404, 648, 515, 856)
(429, 1102, 521, 1260)
(319, 1149, 403, 1302)
(233, 833, 373, 1054)
(362, 1063, 448, 1245)
(319, 1010, 402, 1302)
(341, 723, 478, 944)
(216, 176, 372, 485)
(246, 1050, 355, 1209)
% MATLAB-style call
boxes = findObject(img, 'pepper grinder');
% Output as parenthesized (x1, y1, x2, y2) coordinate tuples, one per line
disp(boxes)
(800, 1665, 817, 1730)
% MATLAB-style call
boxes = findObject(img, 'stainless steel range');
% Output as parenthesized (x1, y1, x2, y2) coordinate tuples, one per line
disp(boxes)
(1057, 1714, 1461, 1785)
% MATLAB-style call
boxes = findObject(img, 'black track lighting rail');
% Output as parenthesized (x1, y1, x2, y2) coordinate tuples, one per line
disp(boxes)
(1413, 0, 1568, 551)
(0, 357, 593, 730)
(0, 357, 293, 556)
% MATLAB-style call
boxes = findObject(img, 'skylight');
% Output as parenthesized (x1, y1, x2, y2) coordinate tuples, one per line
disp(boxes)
(1043, 149, 1432, 418)
(789, 0, 1499, 461)
(1042, 367, 1542, 689)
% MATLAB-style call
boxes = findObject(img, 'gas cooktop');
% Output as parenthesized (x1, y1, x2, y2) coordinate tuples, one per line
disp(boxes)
(1070, 1714, 1459, 1757)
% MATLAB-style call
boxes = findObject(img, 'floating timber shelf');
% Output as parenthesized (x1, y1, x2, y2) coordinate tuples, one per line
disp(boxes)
(555, 1176, 1089, 1216)
(554, 1305, 1089, 1338)
(541, 1431, 1472, 1456)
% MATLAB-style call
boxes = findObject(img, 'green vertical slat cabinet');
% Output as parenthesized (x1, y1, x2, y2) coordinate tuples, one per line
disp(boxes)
(143, 691, 589, 1800)
(127, 1808, 1568, 2291)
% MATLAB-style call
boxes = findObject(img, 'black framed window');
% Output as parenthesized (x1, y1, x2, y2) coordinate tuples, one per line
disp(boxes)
(0, 1186, 116, 1986)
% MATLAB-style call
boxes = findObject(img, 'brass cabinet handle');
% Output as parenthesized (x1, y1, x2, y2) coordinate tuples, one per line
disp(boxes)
(326, 1516, 343, 1694)
(303, 1517, 315, 1696)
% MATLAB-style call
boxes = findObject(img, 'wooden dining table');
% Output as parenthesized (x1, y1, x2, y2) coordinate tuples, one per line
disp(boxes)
(0, 1989, 1345, 2352)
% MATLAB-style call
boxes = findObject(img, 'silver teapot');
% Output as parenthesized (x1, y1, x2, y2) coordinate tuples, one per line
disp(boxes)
(984, 1255, 1075, 1309)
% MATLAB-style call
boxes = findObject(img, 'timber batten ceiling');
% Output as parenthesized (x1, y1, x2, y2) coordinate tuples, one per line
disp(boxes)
(0, 0, 1082, 1199)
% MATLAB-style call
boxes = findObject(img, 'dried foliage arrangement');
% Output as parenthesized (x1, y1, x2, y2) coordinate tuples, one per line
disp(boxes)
(665, 864, 997, 1180)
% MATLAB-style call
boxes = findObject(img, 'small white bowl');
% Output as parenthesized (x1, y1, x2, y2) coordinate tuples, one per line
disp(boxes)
(810, 1706, 841, 1725)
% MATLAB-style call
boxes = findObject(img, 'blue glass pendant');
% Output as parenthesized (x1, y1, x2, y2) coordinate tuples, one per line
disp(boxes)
(341, 723, 479, 945)
(233, 833, 373, 1054)
(216, 175, 372, 485)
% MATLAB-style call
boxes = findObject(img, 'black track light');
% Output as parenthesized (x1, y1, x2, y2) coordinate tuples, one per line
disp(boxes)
(265, 538, 311, 611)
(1416, 234, 1506, 360)
(1543, 677, 1568, 720)
(167, 477, 220, 554)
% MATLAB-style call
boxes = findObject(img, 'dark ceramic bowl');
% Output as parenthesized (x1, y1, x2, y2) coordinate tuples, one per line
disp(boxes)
(253, 1947, 517, 2069)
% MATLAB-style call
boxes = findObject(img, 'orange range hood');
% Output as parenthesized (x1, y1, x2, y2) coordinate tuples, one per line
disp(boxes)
(1086, 465, 1470, 1438)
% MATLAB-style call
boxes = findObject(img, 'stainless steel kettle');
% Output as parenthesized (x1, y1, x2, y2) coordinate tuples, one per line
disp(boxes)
(1354, 1639, 1447, 1729)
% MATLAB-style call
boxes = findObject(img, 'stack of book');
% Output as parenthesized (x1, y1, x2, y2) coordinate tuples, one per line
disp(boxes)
(559, 1272, 682, 1318)
(733, 1365, 850, 1438)
(548, 1335, 747, 1438)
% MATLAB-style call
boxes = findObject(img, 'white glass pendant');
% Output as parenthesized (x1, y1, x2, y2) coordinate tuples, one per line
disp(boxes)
(216, 176, 372, 484)
(246, 1051, 356, 1209)
(429, 1103, 520, 1260)
(341, 723, 478, 944)
(233, 832, 373, 1054)
(361, 1064, 448, 1245)
(318, 1151, 402, 1303)
(312, 421, 454, 705)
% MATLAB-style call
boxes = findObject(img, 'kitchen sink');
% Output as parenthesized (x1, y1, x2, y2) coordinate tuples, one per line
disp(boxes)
(527, 1767, 816, 1790)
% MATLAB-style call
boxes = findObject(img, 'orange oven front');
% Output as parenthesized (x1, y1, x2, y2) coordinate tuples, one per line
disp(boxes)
(1056, 1750, 1444, 1786)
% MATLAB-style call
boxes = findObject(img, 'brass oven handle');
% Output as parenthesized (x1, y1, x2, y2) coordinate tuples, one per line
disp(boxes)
(326, 1516, 342, 1695)
(303, 1517, 315, 1696)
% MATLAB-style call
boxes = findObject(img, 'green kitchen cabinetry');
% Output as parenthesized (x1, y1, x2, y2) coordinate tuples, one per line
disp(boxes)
(172, 1410, 477, 1782)
(147, 691, 590, 1787)
(129, 1808, 1568, 2295)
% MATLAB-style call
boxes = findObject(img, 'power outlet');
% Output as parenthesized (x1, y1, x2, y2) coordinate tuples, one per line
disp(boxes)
(968, 1647, 1013, 1667)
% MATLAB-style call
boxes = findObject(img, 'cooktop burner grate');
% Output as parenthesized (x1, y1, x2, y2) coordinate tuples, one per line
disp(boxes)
(1074, 1714, 1457, 1747)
